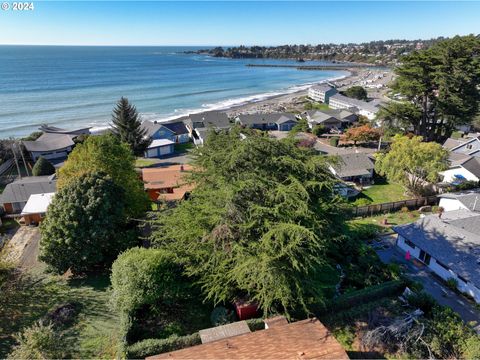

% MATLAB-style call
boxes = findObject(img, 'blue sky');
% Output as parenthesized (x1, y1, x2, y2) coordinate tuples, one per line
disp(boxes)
(1, 1, 479, 46)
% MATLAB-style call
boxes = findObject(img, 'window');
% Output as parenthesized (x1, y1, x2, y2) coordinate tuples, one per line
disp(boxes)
(404, 239, 416, 249)
(436, 260, 449, 270)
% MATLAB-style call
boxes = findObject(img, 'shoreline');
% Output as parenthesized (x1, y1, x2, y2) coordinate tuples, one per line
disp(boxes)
(91, 69, 360, 133)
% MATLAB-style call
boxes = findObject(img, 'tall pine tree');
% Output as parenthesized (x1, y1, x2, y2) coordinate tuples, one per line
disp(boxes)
(111, 97, 150, 155)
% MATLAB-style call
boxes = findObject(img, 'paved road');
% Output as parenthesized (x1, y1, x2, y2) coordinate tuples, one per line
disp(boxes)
(376, 234, 480, 333)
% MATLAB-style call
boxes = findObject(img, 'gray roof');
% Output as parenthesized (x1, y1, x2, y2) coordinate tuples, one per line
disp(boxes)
(306, 111, 342, 125)
(23, 133, 74, 152)
(311, 84, 336, 93)
(330, 94, 380, 113)
(439, 190, 480, 212)
(237, 113, 296, 126)
(141, 120, 163, 138)
(443, 137, 468, 150)
(394, 210, 480, 288)
(448, 152, 472, 167)
(331, 152, 374, 178)
(0, 176, 57, 204)
(321, 109, 358, 122)
(188, 111, 231, 129)
(461, 157, 480, 178)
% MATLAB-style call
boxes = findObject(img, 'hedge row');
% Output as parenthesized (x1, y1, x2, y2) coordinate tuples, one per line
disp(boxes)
(126, 318, 266, 359)
(311, 279, 406, 315)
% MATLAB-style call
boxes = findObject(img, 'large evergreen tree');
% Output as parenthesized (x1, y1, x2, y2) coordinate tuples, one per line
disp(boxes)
(379, 35, 480, 142)
(111, 97, 150, 155)
(151, 128, 346, 315)
(40, 172, 133, 274)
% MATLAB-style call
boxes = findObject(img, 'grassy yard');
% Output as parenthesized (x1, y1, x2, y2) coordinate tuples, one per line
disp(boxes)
(174, 142, 194, 153)
(135, 158, 158, 168)
(347, 210, 420, 235)
(0, 266, 120, 358)
(304, 101, 330, 111)
(352, 178, 408, 206)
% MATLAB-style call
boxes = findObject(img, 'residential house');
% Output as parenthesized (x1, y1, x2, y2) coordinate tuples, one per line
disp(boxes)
(236, 112, 298, 131)
(185, 111, 232, 145)
(329, 152, 375, 184)
(23, 132, 75, 162)
(141, 120, 190, 144)
(308, 84, 338, 103)
(441, 136, 480, 184)
(394, 209, 480, 303)
(142, 164, 194, 202)
(328, 93, 381, 120)
(438, 190, 480, 212)
(443, 135, 480, 157)
(144, 139, 175, 158)
(21, 192, 55, 225)
(0, 175, 56, 214)
(304, 110, 343, 130)
(323, 108, 358, 125)
(147, 317, 348, 360)
(439, 154, 480, 184)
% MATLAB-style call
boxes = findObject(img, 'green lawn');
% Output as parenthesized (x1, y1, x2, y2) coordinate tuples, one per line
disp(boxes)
(135, 158, 158, 168)
(0, 267, 120, 358)
(352, 178, 408, 206)
(174, 142, 194, 153)
(304, 101, 330, 111)
(347, 210, 420, 235)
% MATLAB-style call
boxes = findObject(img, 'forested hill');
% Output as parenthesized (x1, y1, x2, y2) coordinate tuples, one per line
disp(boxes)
(187, 37, 448, 65)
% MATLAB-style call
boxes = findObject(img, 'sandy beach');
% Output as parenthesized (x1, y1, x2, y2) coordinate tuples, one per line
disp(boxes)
(221, 67, 392, 118)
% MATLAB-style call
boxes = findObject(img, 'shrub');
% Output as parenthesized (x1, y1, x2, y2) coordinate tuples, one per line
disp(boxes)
(330, 137, 339, 147)
(7, 321, 65, 360)
(446, 277, 458, 291)
(311, 280, 406, 315)
(126, 319, 265, 358)
(312, 124, 326, 137)
(406, 291, 436, 316)
(125, 333, 201, 359)
(111, 248, 190, 316)
(210, 307, 235, 326)
(400, 206, 409, 213)
(32, 157, 56, 176)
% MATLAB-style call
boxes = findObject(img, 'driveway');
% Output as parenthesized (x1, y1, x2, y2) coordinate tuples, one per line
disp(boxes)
(2, 226, 41, 270)
(375, 233, 480, 333)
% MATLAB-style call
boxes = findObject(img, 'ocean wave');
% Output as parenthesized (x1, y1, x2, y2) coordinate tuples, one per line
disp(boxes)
(90, 72, 350, 128)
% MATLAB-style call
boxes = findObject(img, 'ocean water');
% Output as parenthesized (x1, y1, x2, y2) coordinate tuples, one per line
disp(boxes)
(0, 46, 348, 138)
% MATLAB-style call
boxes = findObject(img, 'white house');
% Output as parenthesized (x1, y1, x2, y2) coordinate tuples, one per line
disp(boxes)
(308, 84, 338, 103)
(394, 210, 480, 303)
(23, 133, 75, 162)
(438, 190, 480, 212)
(328, 94, 381, 120)
(144, 139, 175, 158)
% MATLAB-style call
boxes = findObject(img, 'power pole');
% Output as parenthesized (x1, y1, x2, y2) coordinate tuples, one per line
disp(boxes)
(17, 141, 30, 177)
(11, 142, 21, 179)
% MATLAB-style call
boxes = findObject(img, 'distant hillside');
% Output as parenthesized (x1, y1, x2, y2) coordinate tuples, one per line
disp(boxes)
(187, 37, 448, 65)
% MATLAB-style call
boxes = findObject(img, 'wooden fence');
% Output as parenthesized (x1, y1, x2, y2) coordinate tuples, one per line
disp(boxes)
(351, 195, 439, 217)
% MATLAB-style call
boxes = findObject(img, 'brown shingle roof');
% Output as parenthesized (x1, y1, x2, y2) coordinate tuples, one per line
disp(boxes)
(142, 165, 195, 201)
(147, 318, 348, 360)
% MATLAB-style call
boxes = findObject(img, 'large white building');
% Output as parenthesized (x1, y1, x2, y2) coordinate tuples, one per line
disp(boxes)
(307, 84, 338, 103)
(394, 210, 480, 304)
(328, 94, 381, 120)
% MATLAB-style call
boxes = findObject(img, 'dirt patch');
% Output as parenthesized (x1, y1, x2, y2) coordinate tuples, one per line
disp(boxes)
(1, 226, 41, 270)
